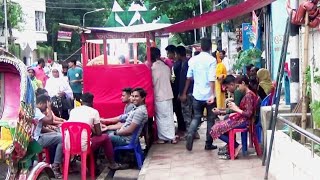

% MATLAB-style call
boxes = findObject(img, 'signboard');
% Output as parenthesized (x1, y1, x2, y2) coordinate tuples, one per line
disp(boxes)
(271, 0, 289, 79)
(57, 31, 72, 42)
(252, 11, 259, 46)
(242, 23, 254, 50)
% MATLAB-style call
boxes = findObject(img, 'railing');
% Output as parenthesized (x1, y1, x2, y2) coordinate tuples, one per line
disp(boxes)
(277, 113, 320, 158)
(265, 113, 319, 179)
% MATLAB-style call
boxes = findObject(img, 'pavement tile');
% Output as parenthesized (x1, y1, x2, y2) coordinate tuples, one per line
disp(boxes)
(194, 175, 222, 180)
(113, 169, 140, 180)
(220, 172, 249, 180)
(138, 122, 267, 180)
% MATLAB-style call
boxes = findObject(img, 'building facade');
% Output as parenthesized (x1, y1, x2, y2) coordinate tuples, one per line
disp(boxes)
(0, 0, 47, 65)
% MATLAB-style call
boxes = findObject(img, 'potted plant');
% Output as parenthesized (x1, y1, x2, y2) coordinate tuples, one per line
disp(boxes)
(233, 47, 262, 72)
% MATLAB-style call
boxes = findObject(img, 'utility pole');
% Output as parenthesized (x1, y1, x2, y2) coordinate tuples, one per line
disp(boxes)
(193, 11, 197, 43)
(199, 0, 205, 37)
(4, 0, 8, 51)
(211, 0, 219, 48)
(289, 0, 300, 111)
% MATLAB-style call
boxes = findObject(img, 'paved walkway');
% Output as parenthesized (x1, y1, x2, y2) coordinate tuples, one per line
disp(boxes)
(138, 122, 275, 180)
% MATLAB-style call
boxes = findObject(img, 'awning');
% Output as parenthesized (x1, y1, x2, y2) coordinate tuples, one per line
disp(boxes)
(165, 0, 275, 33)
(88, 23, 172, 33)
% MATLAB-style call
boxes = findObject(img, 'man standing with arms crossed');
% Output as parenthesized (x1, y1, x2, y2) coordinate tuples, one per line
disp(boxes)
(180, 37, 217, 151)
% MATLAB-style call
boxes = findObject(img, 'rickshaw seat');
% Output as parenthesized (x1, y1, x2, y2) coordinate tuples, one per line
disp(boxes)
(0, 127, 13, 159)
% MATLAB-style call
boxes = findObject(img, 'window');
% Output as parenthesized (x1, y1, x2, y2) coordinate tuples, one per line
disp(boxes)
(35, 11, 46, 31)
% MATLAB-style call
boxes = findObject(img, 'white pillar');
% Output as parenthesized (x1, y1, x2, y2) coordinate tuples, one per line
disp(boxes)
(289, 0, 300, 110)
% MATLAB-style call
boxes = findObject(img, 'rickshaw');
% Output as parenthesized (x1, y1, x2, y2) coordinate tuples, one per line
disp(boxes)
(0, 49, 54, 180)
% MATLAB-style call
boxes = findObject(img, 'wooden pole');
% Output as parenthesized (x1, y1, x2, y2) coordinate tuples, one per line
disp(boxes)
(81, 34, 88, 66)
(103, 37, 108, 65)
(301, 12, 309, 143)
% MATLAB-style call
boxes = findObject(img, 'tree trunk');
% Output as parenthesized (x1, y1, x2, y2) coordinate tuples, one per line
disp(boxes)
(301, 12, 309, 143)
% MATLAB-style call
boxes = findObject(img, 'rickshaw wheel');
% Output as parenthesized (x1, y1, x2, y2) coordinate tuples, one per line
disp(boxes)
(36, 172, 50, 180)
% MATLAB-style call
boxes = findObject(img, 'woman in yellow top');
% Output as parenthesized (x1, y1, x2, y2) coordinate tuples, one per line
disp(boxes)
(214, 51, 227, 108)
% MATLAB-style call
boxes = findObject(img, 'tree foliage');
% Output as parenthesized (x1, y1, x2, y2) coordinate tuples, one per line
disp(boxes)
(45, 0, 133, 60)
(46, 0, 246, 59)
(148, 0, 213, 45)
(0, 2, 23, 41)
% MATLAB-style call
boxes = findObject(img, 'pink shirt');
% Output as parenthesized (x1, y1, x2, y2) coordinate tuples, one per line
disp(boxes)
(34, 65, 48, 87)
(164, 58, 174, 69)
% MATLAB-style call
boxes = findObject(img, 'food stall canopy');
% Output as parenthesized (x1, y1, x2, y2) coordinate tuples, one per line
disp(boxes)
(165, 0, 275, 33)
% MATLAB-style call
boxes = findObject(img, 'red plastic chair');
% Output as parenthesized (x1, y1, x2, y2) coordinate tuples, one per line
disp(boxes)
(228, 123, 262, 160)
(38, 148, 50, 163)
(61, 122, 95, 180)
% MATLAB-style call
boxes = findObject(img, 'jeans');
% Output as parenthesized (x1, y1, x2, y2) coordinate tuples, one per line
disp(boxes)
(188, 98, 217, 146)
(181, 94, 193, 130)
(218, 122, 248, 148)
(37, 132, 63, 164)
(110, 135, 129, 147)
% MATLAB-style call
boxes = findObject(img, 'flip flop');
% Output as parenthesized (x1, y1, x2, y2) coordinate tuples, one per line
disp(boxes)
(218, 153, 230, 160)
(171, 139, 178, 144)
(154, 140, 166, 144)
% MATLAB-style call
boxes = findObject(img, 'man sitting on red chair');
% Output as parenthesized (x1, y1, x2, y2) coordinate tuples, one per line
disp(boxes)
(68, 92, 126, 170)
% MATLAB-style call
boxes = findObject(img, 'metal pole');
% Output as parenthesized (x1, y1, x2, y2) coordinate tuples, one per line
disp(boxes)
(193, 11, 197, 43)
(199, 0, 205, 37)
(4, 0, 8, 51)
(82, 13, 87, 27)
(82, 8, 105, 27)
(264, 17, 291, 180)
(289, 0, 300, 111)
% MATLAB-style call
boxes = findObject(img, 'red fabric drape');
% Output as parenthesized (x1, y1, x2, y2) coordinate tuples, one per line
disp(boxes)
(83, 64, 154, 118)
(165, 0, 275, 33)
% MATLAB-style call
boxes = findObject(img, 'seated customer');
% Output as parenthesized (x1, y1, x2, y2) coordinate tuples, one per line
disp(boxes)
(257, 68, 273, 100)
(68, 93, 125, 170)
(210, 75, 258, 160)
(34, 94, 63, 178)
(212, 75, 245, 116)
(101, 87, 135, 131)
(110, 88, 148, 147)
(36, 88, 66, 133)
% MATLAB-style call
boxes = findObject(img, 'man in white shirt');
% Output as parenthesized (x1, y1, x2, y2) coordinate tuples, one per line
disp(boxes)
(68, 93, 126, 170)
(151, 47, 177, 144)
(180, 37, 218, 151)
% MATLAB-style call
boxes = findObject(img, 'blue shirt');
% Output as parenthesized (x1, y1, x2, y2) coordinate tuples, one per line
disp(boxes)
(34, 108, 45, 141)
(179, 58, 193, 95)
(187, 52, 216, 101)
(67, 67, 83, 93)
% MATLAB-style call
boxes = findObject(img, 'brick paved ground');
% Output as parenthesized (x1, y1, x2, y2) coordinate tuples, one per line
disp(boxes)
(138, 122, 275, 180)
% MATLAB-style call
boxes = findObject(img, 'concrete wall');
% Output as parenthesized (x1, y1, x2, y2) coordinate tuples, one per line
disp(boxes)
(267, 130, 320, 180)
(299, 28, 320, 102)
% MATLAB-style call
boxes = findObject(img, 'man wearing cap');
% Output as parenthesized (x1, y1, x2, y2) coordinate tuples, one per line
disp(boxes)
(28, 67, 43, 91)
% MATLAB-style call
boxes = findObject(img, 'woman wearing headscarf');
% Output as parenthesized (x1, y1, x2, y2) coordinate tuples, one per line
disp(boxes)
(27, 67, 43, 92)
(45, 68, 73, 119)
(256, 68, 273, 100)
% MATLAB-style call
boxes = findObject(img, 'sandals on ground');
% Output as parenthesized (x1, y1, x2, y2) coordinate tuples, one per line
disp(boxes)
(218, 153, 231, 160)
